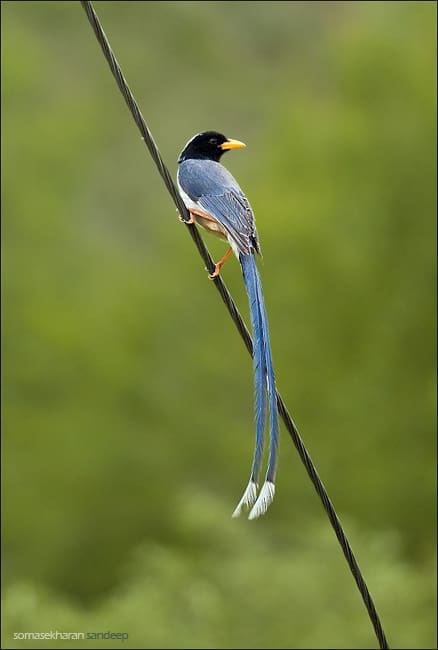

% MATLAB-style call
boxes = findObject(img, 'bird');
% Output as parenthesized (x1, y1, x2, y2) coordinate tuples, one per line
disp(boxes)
(177, 131, 279, 520)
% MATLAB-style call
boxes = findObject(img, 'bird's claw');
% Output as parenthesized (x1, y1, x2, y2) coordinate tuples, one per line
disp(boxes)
(208, 265, 221, 280)
(177, 209, 195, 224)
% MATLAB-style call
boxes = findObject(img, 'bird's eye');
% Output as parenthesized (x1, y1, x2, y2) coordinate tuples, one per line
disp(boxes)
(209, 137, 218, 145)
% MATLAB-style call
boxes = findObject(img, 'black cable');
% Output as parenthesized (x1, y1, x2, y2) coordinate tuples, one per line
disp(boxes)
(79, 3, 389, 648)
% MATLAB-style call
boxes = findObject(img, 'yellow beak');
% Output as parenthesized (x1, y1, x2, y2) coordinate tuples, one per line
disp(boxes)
(220, 138, 246, 151)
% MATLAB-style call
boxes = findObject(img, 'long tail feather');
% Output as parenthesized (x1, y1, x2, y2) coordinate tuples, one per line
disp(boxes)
(248, 481, 275, 520)
(236, 253, 279, 520)
(246, 254, 279, 520)
(232, 253, 267, 517)
(254, 257, 279, 486)
(231, 480, 258, 518)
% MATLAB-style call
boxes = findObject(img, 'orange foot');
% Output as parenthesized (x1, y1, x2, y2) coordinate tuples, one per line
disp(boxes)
(208, 264, 221, 279)
(208, 246, 233, 279)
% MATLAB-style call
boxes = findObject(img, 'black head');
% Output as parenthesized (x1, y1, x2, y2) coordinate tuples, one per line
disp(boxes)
(178, 131, 246, 163)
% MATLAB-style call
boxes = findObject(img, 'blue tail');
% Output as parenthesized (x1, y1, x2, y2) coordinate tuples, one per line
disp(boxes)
(232, 253, 279, 520)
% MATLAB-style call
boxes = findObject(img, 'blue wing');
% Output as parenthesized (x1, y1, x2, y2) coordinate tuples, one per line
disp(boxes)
(178, 159, 260, 256)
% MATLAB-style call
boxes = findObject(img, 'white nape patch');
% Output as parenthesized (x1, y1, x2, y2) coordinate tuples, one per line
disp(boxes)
(248, 481, 275, 520)
(231, 480, 258, 518)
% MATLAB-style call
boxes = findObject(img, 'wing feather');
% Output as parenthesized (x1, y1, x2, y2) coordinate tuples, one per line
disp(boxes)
(178, 159, 260, 255)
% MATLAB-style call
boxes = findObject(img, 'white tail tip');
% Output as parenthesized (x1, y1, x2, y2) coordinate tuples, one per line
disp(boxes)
(248, 481, 275, 520)
(232, 480, 258, 518)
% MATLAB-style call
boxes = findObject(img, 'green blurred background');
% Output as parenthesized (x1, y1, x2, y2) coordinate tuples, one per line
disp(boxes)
(2, 1, 436, 648)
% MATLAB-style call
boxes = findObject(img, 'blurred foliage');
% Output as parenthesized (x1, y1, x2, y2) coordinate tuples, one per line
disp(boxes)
(2, 1, 436, 648)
